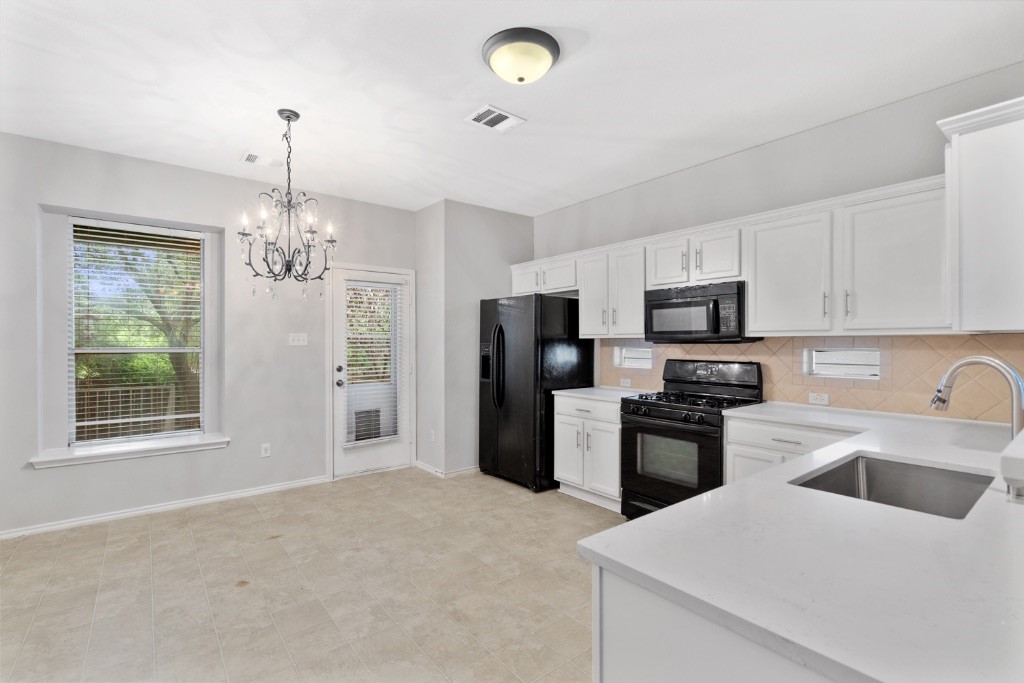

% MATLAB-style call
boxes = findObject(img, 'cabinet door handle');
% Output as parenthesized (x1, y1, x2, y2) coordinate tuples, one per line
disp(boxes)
(542, 271, 546, 286)
(575, 408, 591, 413)
(576, 430, 581, 449)
(534, 272, 539, 287)
(696, 249, 703, 271)
(771, 437, 802, 445)
(682, 251, 688, 272)
(602, 309, 607, 325)
(612, 308, 617, 326)
(586, 432, 591, 451)
(822, 292, 829, 317)
(845, 290, 851, 318)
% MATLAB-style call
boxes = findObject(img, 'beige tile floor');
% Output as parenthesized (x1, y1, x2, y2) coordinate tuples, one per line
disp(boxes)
(0, 468, 623, 682)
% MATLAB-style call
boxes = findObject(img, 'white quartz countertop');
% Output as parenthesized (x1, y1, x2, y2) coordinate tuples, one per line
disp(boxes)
(551, 386, 636, 403)
(578, 404, 1024, 682)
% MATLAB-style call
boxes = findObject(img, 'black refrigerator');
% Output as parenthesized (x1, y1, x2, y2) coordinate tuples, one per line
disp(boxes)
(479, 295, 594, 491)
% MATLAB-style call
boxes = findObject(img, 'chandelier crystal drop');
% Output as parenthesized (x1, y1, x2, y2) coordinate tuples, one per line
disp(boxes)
(238, 109, 336, 298)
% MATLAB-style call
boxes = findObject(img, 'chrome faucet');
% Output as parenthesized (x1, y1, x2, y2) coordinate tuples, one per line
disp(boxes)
(930, 356, 1024, 501)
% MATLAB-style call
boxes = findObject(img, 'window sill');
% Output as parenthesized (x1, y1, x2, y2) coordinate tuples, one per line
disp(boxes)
(31, 433, 230, 469)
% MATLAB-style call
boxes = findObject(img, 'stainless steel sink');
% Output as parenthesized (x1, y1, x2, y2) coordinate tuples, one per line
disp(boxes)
(790, 452, 994, 519)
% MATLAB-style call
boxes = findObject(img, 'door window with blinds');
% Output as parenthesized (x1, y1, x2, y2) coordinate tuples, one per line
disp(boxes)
(69, 224, 204, 443)
(344, 281, 406, 444)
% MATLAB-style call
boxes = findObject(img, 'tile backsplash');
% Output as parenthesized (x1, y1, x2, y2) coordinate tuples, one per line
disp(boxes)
(599, 334, 1024, 423)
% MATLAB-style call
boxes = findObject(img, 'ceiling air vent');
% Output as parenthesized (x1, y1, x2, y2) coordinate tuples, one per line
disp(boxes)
(465, 105, 525, 133)
(238, 152, 284, 168)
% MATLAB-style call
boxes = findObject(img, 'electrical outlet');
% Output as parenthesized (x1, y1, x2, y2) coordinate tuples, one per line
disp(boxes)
(260, 443, 271, 458)
(288, 333, 308, 346)
(809, 392, 830, 406)
(619, 378, 632, 387)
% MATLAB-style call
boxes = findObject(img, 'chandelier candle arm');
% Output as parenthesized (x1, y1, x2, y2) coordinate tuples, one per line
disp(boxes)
(237, 109, 338, 293)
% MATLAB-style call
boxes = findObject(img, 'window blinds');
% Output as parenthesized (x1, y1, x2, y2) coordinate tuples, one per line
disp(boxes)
(344, 281, 407, 444)
(69, 224, 204, 443)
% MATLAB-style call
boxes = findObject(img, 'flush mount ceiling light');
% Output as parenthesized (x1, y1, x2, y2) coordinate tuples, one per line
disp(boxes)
(482, 27, 560, 84)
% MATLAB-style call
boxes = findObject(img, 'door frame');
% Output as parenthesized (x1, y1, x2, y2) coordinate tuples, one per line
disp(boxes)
(324, 263, 416, 480)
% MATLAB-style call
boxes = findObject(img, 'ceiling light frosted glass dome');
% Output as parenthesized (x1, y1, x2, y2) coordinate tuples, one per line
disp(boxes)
(482, 27, 560, 84)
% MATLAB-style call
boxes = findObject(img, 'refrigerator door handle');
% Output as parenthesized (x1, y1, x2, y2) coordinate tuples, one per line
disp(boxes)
(489, 324, 499, 408)
(495, 324, 506, 409)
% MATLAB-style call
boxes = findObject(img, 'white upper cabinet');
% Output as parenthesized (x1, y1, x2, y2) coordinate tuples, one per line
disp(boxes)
(746, 212, 833, 334)
(693, 229, 741, 281)
(608, 247, 645, 337)
(645, 236, 690, 288)
(841, 189, 949, 330)
(579, 247, 645, 338)
(511, 264, 541, 295)
(578, 253, 610, 336)
(512, 259, 576, 295)
(939, 97, 1024, 332)
(540, 258, 577, 292)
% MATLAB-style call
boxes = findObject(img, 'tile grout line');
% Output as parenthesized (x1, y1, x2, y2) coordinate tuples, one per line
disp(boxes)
(148, 521, 156, 680)
(184, 506, 230, 682)
(231, 500, 304, 681)
(4, 529, 72, 680)
(0, 536, 25, 575)
(76, 524, 111, 683)
(301, 486, 454, 678)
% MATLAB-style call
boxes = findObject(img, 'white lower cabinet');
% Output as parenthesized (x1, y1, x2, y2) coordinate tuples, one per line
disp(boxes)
(554, 396, 622, 510)
(725, 416, 860, 484)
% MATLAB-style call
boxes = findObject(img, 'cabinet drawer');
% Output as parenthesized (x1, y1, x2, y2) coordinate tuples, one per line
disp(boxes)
(726, 419, 857, 455)
(555, 396, 621, 423)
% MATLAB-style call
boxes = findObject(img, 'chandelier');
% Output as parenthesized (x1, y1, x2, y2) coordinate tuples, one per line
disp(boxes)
(238, 109, 337, 299)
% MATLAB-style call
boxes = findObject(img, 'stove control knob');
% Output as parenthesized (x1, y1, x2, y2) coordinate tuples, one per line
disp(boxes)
(630, 405, 638, 414)
(693, 413, 705, 425)
(640, 406, 650, 416)
(682, 412, 692, 423)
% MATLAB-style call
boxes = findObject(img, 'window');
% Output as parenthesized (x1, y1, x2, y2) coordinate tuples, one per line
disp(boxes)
(344, 281, 407, 443)
(69, 224, 204, 444)
(803, 348, 881, 380)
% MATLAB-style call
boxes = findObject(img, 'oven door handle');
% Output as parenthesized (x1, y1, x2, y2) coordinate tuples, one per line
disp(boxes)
(621, 414, 721, 435)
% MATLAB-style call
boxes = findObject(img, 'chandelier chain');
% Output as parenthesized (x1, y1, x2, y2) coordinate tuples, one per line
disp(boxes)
(283, 120, 293, 200)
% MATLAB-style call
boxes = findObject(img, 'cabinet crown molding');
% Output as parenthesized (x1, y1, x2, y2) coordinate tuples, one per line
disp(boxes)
(938, 96, 1024, 140)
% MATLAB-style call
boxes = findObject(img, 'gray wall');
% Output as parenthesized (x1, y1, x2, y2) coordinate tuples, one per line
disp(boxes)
(413, 200, 447, 473)
(0, 133, 416, 534)
(443, 200, 534, 473)
(534, 61, 1024, 257)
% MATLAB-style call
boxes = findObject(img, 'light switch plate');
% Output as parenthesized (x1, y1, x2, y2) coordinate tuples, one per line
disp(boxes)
(288, 333, 308, 346)
(809, 392, 830, 406)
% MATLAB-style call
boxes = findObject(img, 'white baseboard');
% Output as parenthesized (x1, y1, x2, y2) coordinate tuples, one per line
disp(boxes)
(414, 461, 479, 478)
(333, 463, 410, 480)
(558, 482, 622, 512)
(0, 475, 330, 540)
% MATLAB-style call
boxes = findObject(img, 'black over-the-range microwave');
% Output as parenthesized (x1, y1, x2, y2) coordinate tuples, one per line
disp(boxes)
(644, 281, 762, 344)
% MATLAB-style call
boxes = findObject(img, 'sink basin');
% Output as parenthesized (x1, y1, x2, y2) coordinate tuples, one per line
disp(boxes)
(790, 452, 994, 519)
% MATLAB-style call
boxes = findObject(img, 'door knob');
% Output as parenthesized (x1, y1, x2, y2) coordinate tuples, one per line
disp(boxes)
(336, 365, 344, 372)
(336, 379, 345, 387)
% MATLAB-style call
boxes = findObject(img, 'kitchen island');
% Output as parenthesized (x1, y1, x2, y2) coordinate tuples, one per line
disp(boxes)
(578, 403, 1024, 682)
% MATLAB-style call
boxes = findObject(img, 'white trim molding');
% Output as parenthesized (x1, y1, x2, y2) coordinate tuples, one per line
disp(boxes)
(938, 95, 1024, 139)
(32, 432, 230, 468)
(1, 474, 328, 540)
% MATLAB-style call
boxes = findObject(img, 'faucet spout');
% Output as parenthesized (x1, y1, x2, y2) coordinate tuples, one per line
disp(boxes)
(929, 356, 1024, 438)
(929, 356, 1024, 502)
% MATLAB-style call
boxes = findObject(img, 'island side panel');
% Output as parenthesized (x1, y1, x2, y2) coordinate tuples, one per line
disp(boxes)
(596, 568, 832, 682)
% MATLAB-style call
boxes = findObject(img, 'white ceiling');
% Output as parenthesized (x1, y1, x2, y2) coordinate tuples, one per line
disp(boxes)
(2, 1, 1024, 217)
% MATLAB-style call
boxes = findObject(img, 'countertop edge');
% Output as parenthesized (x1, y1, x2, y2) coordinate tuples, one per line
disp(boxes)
(576, 540, 878, 683)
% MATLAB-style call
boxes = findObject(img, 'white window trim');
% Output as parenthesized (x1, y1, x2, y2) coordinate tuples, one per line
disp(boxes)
(33, 213, 226, 468)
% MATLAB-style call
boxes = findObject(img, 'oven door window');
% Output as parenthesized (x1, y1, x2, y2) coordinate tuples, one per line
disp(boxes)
(647, 300, 717, 337)
(638, 433, 698, 487)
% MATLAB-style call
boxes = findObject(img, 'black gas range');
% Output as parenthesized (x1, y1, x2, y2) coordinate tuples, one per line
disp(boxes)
(619, 360, 763, 519)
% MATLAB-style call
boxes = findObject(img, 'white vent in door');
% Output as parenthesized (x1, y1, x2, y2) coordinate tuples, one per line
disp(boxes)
(238, 151, 284, 168)
(465, 105, 526, 133)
